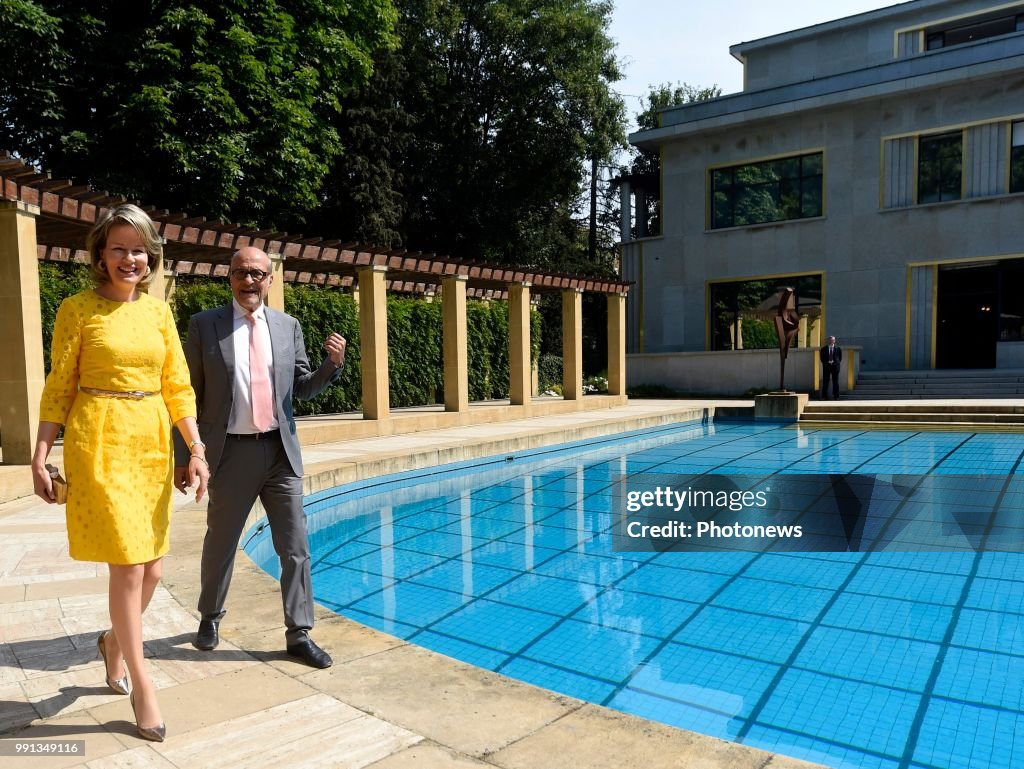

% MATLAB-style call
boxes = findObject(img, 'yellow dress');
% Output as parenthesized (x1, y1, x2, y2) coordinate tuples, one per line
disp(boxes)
(39, 290, 196, 564)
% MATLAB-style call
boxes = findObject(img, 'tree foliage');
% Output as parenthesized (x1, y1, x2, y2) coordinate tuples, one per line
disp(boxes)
(316, 0, 626, 270)
(0, 0, 397, 227)
(625, 82, 721, 237)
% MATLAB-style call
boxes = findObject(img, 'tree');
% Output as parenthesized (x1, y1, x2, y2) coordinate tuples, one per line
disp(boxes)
(317, 0, 626, 269)
(0, 0, 397, 228)
(624, 82, 721, 237)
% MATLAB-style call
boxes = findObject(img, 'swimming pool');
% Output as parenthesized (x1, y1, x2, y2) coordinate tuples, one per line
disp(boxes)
(246, 421, 1024, 769)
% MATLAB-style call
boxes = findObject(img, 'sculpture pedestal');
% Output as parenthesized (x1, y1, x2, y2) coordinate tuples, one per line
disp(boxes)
(754, 392, 808, 423)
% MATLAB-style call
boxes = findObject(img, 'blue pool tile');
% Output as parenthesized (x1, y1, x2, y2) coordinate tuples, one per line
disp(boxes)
(414, 630, 511, 670)
(521, 619, 660, 682)
(405, 559, 518, 596)
(470, 537, 564, 572)
(712, 577, 834, 623)
(758, 668, 920, 758)
(951, 607, 1024, 656)
(795, 626, 940, 692)
(501, 657, 619, 703)
(397, 529, 479, 558)
(625, 643, 780, 719)
(469, 483, 530, 504)
(571, 588, 699, 640)
(845, 564, 969, 606)
(348, 581, 470, 627)
(741, 552, 856, 590)
(393, 508, 461, 532)
(823, 593, 955, 643)
(677, 606, 808, 664)
(965, 576, 1024, 615)
(616, 563, 731, 603)
(341, 546, 449, 580)
(498, 521, 595, 551)
(653, 551, 758, 575)
(454, 515, 527, 541)
(935, 646, 1024, 711)
(341, 607, 420, 640)
(609, 687, 745, 742)
(742, 725, 900, 769)
(353, 522, 447, 547)
(313, 565, 396, 607)
(430, 598, 562, 653)
(866, 551, 975, 576)
(276, 423, 1024, 769)
(976, 551, 1024, 580)
(912, 698, 1024, 769)
(533, 550, 641, 585)
(487, 571, 596, 616)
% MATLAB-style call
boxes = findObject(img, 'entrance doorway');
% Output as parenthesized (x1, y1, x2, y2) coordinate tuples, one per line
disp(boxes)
(936, 264, 997, 368)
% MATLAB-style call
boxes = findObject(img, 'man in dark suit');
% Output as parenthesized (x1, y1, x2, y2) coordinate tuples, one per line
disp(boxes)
(819, 335, 842, 400)
(173, 247, 345, 668)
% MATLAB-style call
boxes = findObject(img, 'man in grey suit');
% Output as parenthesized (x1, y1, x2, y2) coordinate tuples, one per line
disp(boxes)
(173, 246, 346, 668)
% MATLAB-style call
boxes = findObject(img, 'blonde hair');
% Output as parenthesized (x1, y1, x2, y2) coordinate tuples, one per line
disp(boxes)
(86, 204, 163, 288)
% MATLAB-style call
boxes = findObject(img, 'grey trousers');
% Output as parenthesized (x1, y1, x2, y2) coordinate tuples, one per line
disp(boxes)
(198, 434, 313, 645)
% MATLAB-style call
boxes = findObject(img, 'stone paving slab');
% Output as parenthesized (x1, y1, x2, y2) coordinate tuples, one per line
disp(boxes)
(0, 401, 832, 769)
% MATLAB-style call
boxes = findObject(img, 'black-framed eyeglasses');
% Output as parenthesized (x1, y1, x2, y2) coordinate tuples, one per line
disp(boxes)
(230, 268, 269, 282)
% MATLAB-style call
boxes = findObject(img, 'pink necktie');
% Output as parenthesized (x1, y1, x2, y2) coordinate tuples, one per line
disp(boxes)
(246, 313, 273, 431)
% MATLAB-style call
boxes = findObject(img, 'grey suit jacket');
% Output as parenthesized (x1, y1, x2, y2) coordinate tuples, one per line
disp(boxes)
(173, 304, 342, 477)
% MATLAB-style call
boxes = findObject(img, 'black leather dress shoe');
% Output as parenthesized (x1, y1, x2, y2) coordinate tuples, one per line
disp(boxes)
(286, 638, 333, 669)
(193, 619, 219, 651)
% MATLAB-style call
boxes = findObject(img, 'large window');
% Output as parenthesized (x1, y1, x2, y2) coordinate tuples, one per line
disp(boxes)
(710, 152, 823, 229)
(709, 275, 822, 351)
(1012, 121, 1024, 194)
(926, 12, 1024, 50)
(917, 132, 962, 203)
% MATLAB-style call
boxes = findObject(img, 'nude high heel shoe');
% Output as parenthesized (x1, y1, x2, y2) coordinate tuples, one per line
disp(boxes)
(96, 630, 130, 695)
(130, 691, 166, 742)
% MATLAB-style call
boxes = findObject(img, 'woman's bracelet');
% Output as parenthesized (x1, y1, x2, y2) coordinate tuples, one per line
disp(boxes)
(189, 455, 209, 468)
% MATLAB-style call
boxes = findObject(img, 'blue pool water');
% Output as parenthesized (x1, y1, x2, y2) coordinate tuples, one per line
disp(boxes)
(246, 421, 1024, 769)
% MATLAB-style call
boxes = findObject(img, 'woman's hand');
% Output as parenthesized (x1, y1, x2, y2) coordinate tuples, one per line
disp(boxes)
(187, 455, 210, 503)
(31, 463, 56, 503)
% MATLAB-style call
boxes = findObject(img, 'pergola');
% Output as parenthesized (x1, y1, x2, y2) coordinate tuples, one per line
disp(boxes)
(0, 152, 630, 463)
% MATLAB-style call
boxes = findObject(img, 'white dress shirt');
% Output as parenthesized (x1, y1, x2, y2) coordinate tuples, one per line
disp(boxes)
(227, 299, 280, 433)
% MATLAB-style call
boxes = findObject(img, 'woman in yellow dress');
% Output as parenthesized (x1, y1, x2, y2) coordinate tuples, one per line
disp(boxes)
(30, 204, 210, 742)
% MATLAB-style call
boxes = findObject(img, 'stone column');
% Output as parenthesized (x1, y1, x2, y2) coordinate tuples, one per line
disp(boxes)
(508, 282, 532, 407)
(442, 276, 468, 412)
(146, 257, 176, 303)
(619, 180, 632, 241)
(798, 314, 808, 349)
(607, 293, 626, 396)
(0, 201, 44, 463)
(358, 265, 390, 420)
(635, 188, 649, 239)
(267, 252, 285, 311)
(809, 315, 822, 348)
(562, 288, 583, 400)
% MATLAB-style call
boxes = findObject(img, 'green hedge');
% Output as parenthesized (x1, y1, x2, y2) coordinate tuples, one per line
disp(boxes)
(39, 263, 93, 372)
(170, 279, 539, 413)
(38, 268, 542, 413)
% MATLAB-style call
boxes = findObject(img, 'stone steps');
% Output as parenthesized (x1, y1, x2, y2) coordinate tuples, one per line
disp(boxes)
(847, 369, 1024, 399)
(801, 402, 1024, 429)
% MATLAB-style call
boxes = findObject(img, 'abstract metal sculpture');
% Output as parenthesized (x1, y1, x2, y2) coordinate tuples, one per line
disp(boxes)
(773, 287, 800, 391)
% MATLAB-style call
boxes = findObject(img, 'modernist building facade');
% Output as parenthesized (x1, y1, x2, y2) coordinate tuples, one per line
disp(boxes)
(623, 0, 1024, 393)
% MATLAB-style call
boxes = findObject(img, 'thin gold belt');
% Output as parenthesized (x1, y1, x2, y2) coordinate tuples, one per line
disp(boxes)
(80, 386, 159, 400)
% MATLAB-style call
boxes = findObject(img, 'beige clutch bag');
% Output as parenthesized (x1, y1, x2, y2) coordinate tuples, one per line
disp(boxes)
(45, 464, 68, 504)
